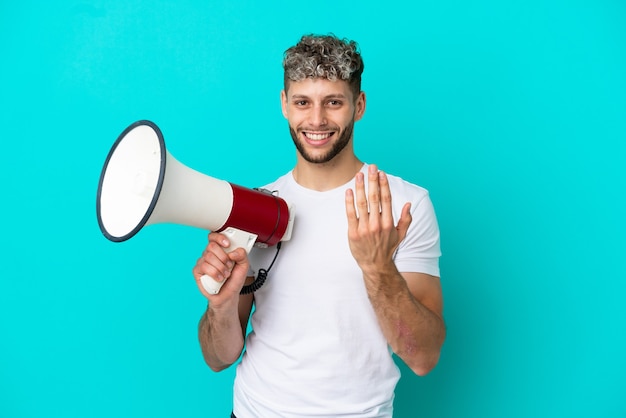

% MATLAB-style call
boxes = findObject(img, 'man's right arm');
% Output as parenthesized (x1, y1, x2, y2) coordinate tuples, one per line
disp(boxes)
(197, 291, 253, 371)
(193, 233, 254, 372)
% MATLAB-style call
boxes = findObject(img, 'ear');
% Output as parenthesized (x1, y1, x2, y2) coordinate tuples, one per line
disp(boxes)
(354, 91, 366, 122)
(280, 89, 288, 119)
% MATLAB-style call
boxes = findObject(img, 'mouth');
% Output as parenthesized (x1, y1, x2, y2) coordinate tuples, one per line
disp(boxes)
(302, 131, 335, 143)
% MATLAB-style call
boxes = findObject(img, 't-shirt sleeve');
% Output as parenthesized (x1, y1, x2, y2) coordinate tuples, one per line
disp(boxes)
(393, 191, 441, 277)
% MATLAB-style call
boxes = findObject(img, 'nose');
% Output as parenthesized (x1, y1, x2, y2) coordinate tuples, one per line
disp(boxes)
(308, 104, 327, 128)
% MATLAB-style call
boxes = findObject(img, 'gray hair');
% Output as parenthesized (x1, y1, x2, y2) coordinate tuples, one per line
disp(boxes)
(283, 34, 364, 99)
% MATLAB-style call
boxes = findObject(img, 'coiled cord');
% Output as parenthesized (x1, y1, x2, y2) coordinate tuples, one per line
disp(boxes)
(240, 242, 282, 295)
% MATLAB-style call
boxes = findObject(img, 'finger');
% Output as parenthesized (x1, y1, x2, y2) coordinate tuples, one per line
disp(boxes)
(354, 171, 369, 222)
(367, 164, 381, 216)
(205, 240, 233, 266)
(194, 240, 234, 281)
(196, 261, 227, 283)
(208, 231, 230, 248)
(196, 251, 233, 283)
(379, 171, 394, 227)
(345, 188, 359, 232)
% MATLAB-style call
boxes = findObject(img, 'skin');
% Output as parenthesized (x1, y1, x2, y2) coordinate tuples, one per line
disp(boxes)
(194, 77, 446, 375)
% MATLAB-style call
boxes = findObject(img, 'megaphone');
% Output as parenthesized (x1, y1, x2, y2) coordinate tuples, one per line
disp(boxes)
(96, 120, 294, 294)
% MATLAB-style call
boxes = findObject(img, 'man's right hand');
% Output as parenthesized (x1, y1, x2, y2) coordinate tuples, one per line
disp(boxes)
(192, 232, 250, 306)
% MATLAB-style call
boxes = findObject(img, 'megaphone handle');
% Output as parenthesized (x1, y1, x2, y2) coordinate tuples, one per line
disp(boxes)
(200, 227, 258, 295)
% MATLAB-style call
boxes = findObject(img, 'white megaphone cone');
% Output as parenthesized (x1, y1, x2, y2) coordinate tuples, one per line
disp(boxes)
(96, 120, 294, 294)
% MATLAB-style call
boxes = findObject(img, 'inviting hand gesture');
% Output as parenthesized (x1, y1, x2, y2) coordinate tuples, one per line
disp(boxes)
(345, 164, 413, 274)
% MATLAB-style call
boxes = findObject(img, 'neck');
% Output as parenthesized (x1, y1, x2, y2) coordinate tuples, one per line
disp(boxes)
(292, 151, 363, 192)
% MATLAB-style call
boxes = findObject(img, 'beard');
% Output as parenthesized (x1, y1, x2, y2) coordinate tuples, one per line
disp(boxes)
(289, 120, 355, 164)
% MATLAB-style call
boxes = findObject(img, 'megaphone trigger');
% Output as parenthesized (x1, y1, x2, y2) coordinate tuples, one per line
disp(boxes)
(200, 227, 258, 295)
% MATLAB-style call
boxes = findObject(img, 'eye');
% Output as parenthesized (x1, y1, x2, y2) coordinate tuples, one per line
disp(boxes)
(294, 100, 308, 106)
(327, 100, 342, 107)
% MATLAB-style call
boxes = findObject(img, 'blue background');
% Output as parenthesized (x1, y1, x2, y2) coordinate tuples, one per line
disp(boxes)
(1, 1, 625, 417)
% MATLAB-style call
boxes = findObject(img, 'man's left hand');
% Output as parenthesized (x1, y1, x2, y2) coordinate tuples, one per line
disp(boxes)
(345, 164, 412, 274)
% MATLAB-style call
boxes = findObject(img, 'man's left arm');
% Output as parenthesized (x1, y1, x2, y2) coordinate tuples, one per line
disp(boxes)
(346, 164, 446, 376)
(364, 269, 445, 376)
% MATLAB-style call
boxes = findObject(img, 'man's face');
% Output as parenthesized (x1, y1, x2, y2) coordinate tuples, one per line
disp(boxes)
(281, 78, 365, 164)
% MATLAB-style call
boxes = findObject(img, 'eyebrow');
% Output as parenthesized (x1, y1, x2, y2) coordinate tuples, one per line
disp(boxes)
(290, 93, 348, 100)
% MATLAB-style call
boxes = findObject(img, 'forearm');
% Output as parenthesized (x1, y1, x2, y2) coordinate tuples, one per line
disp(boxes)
(198, 304, 245, 372)
(363, 267, 446, 376)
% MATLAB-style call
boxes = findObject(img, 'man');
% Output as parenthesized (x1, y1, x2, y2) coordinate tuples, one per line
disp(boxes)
(193, 34, 446, 417)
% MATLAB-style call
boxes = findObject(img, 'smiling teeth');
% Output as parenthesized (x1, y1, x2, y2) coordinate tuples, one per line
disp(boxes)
(305, 132, 332, 140)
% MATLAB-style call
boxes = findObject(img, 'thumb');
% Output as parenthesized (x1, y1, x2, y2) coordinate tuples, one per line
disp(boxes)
(396, 202, 413, 242)
(217, 248, 250, 294)
(228, 247, 250, 270)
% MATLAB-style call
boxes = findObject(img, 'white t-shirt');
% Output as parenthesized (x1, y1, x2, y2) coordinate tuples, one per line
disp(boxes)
(233, 164, 441, 417)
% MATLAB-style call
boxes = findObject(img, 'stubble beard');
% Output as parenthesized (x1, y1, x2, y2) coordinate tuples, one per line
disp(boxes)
(289, 121, 355, 164)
